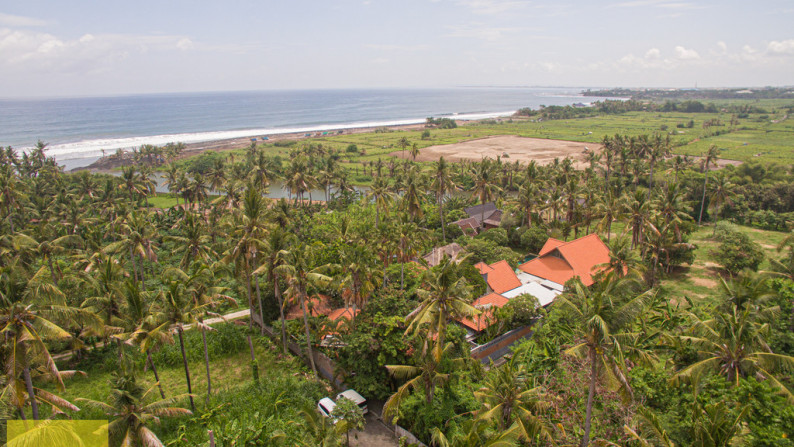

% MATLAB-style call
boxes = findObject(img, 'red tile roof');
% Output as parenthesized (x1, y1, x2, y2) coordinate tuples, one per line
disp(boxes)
(475, 262, 493, 275)
(519, 233, 610, 287)
(327, 307, 359, 322)
(285, 294, 333, 320)
(483, 260, 522, 294)
(459, 293, 508, 332)
(538, 237, 566, 256)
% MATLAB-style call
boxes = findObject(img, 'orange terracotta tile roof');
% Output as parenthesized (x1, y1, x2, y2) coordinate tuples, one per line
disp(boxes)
(459, 293, 508, 332)
(327, 307, 360, 322)
(475, 262, 493, 275)
(483, 260, 522, 294)
(519, 234, 610, 287)
(538, 238, 566, 256)
(285, 294, 333, 320)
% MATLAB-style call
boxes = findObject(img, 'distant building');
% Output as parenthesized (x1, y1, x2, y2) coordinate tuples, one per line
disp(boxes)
(451, 202, 503, 234)
(422, 243, 465, 267)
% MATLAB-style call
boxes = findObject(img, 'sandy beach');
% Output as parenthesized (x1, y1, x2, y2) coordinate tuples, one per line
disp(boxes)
(83, 122, 428, 171)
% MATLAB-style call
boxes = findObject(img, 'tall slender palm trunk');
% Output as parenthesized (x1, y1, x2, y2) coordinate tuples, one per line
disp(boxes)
(299, 289, 318, 377)
(147, 351, 166, 399)
(253, 253, 265, 336)
(438, 198, 446, 242)
(23, 364, 39, 420)
(274, 278, 288, 355)
(178, 328, 196, 412)
(698, 173, 709, 226)
(581, 346, 597, 447)
(244, 258, 254, 331)
(202, 327, 212, 405)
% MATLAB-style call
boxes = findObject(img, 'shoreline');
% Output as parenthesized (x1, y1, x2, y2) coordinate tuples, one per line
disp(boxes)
(76, 121, 437, 172)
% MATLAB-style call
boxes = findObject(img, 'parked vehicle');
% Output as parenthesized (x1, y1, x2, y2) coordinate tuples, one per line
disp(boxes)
(336, 389, 368, 415)
(316, 389, 369, 420)
(317, 397, 337, 418)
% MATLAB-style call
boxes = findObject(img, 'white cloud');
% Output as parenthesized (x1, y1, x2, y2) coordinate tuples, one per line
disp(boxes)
(454, 0, 528, 15)
(645, 48, 661, 59)
(445, 24, 520, 42)
(0, 13, 48, 27)
(365, 43, 428, 52)
(609, 0, 700, 10)
(0, 27, 194, 74)
(716, 41, 727, 54)
(766, 39, 794, 56)
(176, 38, 193, 50)
(674, 45, 700, 60)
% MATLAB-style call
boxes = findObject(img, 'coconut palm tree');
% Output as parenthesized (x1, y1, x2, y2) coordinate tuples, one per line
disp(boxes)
(149, 266, 230, 412)
(671, 302, 794, 402)
(253, 226, 293, 354)
(294, 403, 344, 447)
(337, 243, 380, 324)
(398, 137, 410, 159)
(122, 279, 171, 400)
(470, 160, 502, 226)
(396, 218, 423, 289)
(383, 341, 468, 421)
(0, 266, 99, 419)
(366, 176, 395, 228)
(707, 172, 736, 232)
(623, 189, 653, 250)
(655, 183, 691, 243)
(410, 143, 420, 161)
(555, 275, 655, 447)
(517, 181, 543, 228)
(698, 145, 719, 225)
(430, 416, 521, 447)
(401, 169, 425, 222)
(167, 211, 215, 269)
(276, 243, 334, 377)
(77, 369, 192, 447)
(12, 232, 81, 286)
(104, 211, 158, 291)
(0, 164, 27, 232)
(475, 358, 551, 442)
(405, 255, 477, 356)
(119, 166, 146, 205)
(431, 157, 456, 242)
(223, 186, 268, 330)
(595, 191, 622, 242)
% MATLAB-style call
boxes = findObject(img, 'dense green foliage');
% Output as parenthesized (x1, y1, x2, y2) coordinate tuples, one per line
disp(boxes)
(2, 102, 794, 446)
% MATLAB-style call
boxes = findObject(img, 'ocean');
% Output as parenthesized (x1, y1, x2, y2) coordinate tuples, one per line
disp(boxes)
(0, 87, 595, 170)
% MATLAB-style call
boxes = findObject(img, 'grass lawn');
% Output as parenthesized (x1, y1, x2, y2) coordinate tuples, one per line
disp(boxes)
(48, 323, 315, 417)
(147, 194, 179, 209)
(659, 224, 788, 305)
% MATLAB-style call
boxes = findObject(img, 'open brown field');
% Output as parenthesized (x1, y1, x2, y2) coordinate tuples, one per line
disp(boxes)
(390, 135, 600, 167)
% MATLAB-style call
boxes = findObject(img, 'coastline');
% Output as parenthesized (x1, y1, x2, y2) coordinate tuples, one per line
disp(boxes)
(77, 121, 434, 172)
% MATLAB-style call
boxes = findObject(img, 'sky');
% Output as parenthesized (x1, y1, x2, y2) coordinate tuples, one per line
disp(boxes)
(1, 0, 793, 98)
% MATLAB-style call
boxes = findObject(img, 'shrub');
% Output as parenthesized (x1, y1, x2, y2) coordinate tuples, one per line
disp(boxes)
(714, 229, 765, 274)
(421, 130, 431, 140)
(477, 228, 508, 246)
(497, 294, 544, 330)
(520, 226, 549, 254)
(345, 144, 359, 154)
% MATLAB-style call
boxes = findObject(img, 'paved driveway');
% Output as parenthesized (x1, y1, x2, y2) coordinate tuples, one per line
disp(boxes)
(348, 411, 399, 447)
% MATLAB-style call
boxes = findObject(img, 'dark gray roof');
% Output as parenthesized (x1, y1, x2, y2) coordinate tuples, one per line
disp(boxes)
(464, 202, 497, 218)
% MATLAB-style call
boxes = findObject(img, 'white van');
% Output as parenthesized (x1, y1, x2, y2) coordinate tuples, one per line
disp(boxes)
(335, 389, 368, 415)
